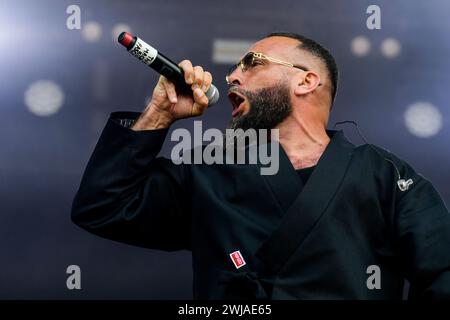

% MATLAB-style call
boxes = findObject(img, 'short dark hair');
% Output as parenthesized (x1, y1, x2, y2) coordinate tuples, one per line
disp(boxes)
(265, 32, 339, 107)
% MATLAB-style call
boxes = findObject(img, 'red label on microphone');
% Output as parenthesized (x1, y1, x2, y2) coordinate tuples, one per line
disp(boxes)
(229, 250, 246, 269)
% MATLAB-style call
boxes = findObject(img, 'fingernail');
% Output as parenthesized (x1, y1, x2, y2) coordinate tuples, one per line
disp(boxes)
(195, 88, 203, 97)
(171, 96, 177, 103)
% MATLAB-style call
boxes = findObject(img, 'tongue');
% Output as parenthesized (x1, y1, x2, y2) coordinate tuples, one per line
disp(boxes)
(232, 102, 244, 117)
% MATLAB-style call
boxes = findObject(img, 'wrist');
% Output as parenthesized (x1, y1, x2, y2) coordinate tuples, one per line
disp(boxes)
(131, 104, 174, 131)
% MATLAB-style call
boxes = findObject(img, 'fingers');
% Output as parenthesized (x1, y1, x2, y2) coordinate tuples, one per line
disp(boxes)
(192, 65, 204, 90)
(202, 71, 212, 93)
(191, 87, 209, 116)
(161, 77, 178, 103)
(178, 59, 212, 116)
(179, 60, 194, 85)
(179, 60, 212, 93)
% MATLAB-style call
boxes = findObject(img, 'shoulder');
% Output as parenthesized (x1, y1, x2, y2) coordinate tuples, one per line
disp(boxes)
(354, 143, 423, 188)
(355, 143, 436, 197)
(353, 143, 412, 172)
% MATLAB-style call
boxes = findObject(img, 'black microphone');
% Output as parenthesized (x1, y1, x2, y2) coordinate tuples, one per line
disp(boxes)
(118, 32, 219, 106)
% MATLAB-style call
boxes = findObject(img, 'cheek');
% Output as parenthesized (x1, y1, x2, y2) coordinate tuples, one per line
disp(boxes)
(244, 70, 281, 90)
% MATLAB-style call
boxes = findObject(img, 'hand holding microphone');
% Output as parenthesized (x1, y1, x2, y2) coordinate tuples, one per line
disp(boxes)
(118, 32, 219, 130)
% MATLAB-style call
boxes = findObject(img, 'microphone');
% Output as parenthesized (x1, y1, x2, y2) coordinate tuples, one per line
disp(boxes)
(118, 32, 219, 106)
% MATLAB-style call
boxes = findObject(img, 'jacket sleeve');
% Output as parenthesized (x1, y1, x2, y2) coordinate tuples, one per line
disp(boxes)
(71, 112, 191, 251)
(387, 152, 450, 299)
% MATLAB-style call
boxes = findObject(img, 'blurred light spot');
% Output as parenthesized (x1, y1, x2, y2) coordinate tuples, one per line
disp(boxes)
(24, 80, 64, 116)
(82, 21, 102, 42)
(351, 36, 371, 57)
(404, 102, 442, 138)
(112, 23, 132, 42)
(381, 38, 401, 58)
(212, 39, 253, 64)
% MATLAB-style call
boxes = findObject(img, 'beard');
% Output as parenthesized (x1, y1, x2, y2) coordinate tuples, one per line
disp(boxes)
(227, 81, 292, 131)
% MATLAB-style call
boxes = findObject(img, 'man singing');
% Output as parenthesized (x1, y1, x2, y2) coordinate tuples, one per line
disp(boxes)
(71, 32, 450, 299)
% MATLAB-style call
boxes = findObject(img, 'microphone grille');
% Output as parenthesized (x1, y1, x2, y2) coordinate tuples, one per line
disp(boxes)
(206, 85, 220, 106)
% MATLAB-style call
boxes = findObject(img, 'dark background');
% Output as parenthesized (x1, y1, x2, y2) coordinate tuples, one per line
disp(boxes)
(0, 0, 449, 299)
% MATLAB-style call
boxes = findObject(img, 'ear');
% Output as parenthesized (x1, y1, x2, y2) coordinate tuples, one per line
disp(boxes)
(293, 71, 321, 97)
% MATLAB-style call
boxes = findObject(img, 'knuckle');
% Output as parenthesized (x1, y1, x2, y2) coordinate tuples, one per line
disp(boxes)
(179, 61, 193, 79)
(201, 95, 208, 105)
(194, 69, 204, 85)
(203, 72, 212, 90)
(179, 59, 191, 67)
(164, 80, 174, 89)
(194, 66, 204, 75)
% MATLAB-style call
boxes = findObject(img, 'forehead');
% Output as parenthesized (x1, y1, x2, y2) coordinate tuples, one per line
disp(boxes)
(247, 36, 302, 60)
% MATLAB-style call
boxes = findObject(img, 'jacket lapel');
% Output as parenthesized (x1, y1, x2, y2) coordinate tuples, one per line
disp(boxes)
(256, 130, 356, 274)
(260, 142, 304, 215)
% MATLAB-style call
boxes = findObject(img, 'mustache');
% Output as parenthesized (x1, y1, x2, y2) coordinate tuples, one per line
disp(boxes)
(227, 86, 250, 98)
(228, 85, 282, 98)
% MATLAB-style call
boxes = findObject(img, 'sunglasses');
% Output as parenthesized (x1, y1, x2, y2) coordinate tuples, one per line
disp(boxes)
(226, 52, 310, 84)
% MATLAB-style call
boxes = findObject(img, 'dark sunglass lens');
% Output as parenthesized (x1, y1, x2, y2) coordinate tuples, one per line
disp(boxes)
(242, 53, 254, 70)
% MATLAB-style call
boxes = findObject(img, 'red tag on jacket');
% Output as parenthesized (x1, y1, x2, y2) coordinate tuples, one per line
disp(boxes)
(229, 250, 246, 269)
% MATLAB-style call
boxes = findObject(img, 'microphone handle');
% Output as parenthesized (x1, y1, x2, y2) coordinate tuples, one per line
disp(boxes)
(120, 33, 218, 104)
(151, 51, 193, 96)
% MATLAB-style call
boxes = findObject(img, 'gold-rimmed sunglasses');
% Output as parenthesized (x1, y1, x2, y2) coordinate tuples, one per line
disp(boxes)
(226, 52, 311, 84)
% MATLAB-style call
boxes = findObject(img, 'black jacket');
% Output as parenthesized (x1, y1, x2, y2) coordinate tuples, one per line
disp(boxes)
(72, 112, 450, 299)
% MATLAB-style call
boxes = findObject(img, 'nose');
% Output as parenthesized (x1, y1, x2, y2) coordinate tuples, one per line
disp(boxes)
(226, 66, 243, 86)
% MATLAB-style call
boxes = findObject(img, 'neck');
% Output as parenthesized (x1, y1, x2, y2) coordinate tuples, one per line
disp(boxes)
(275, 112, 330, 170)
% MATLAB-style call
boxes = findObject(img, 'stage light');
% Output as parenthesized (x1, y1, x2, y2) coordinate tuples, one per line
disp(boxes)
(24, 80, 64, 116)
(404, 102, 442, 138)
(82, 21, 102, 43)
(351, 36, 371, 57)
(381, 38, 401, 58)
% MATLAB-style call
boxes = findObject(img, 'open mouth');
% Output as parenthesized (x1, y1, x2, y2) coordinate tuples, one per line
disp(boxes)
(227, 90, 247, 118)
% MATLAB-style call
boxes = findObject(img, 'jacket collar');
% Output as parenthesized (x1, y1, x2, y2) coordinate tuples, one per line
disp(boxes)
(256, 129, 356, 273)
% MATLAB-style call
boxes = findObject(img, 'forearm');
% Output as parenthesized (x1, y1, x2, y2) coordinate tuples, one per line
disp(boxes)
(131, 104, 174, 131)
